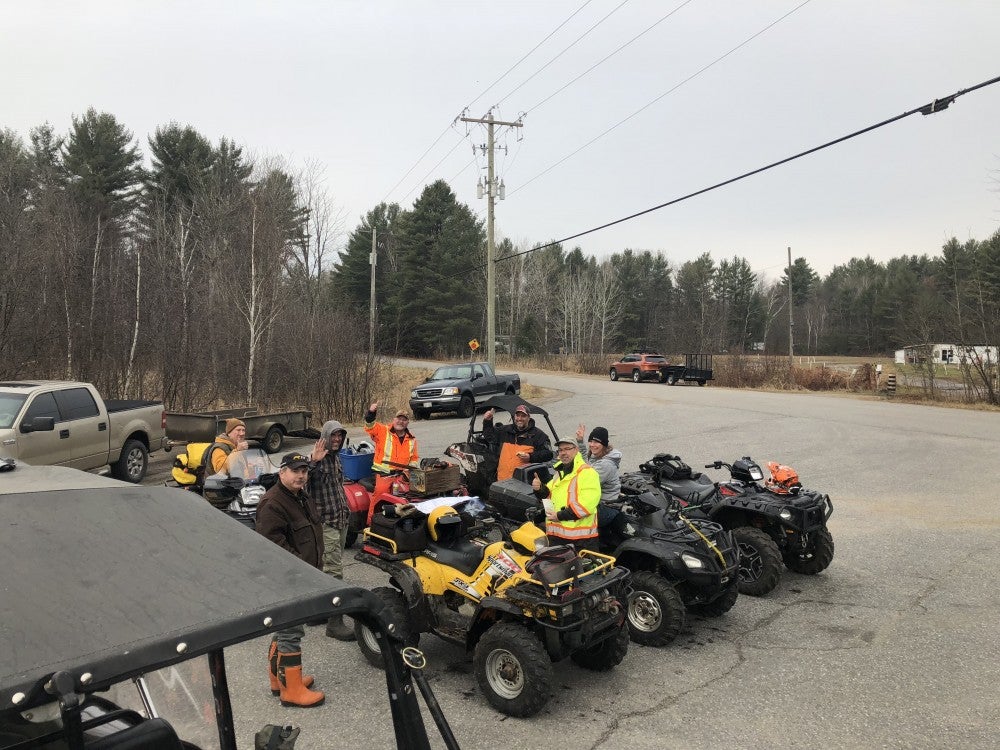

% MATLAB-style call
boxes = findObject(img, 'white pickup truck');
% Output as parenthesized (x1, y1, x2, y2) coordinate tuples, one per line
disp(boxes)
(0, 380, 166, 482)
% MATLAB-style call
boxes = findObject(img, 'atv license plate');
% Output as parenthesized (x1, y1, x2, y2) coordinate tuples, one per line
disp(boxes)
(423, 402, 432, 407)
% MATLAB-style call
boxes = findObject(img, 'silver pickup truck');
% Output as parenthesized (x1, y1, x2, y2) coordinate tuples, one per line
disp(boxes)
(0, 380, 166, 482)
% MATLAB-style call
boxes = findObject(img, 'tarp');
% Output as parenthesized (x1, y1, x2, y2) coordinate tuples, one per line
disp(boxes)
(0, 466, 378, 709)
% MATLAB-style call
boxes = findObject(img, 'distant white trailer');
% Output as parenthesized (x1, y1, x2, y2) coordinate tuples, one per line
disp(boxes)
(897, 344, 998, 365)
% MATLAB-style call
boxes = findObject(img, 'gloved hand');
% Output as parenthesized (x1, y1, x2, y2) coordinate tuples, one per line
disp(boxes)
(255, 724, 300, 750)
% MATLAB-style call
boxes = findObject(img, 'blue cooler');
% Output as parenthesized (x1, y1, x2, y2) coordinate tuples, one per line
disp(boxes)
(341, 449, 375, 481)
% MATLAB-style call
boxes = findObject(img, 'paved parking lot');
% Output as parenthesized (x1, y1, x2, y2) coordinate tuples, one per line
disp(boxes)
(148, 373, 1000, 749)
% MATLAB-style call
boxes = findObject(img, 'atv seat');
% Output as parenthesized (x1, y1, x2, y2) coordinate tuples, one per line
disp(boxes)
(659, 476, 717, 506)
(424, 539, 487, 577)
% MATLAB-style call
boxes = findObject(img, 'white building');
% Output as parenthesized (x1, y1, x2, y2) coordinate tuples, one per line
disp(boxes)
(894, 344, 998, 365)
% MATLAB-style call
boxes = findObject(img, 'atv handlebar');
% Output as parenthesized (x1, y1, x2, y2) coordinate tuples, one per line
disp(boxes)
(704, 460, 732, 471)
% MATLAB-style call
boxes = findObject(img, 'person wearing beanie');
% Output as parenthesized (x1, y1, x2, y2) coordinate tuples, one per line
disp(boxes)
(482, 403, 553, 481)
(208, 418, 249, 474)
(574, 424, 622, 504)
(308, 419, 355, 641)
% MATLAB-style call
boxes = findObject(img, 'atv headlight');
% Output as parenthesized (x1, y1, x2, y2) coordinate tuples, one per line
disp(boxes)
(441, 387, 459, 396)
(779, 509, 793, 521)
(680, 552, 704, 569)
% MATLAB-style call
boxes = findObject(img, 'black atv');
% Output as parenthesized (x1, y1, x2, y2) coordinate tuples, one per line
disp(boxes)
(606, 474, 741, 645)
(488, 464, 740, 646)
(638, 454, 834, 597)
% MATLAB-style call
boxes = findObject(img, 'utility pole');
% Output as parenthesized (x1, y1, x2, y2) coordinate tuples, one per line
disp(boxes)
(369, 226, 377, 359)
(787, 246, 794, 367)
(461, 111, 522, 368)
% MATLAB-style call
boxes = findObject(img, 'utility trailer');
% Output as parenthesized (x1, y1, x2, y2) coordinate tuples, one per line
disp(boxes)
(660, 354, 714, 386)
(165, 407, 314, 453)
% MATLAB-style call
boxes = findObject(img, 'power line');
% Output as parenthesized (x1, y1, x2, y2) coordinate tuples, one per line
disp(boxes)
(467, 0, 597, 115)
(493, 0, 631, 109)
(441, 74, 1000, 280)
(398, 134, 467, 203)
(379, 0, 595, 204)
(510, 0, 814, 197)
(524, 0, 696, 116)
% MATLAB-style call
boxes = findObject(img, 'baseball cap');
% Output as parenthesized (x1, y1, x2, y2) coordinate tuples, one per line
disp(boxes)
(394, 409, 410, 419)
(514, 404, 530, 415)
(280, 452, 310, 469)
(554, 438, 576, 447)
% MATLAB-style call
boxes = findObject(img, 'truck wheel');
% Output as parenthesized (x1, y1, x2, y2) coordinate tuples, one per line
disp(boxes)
(263, 426, 284, 453)
(666, 373, 677, 385)
(733, 527, 783, 596)
(474, 622, 553, 717)
(697, 379, 706, 386)
(783, 526, 834, 574)
(687, 578, 739, 617)
(570, 624, 629, 671)
(413, 408, 430, 420)
(609, 368, 618, 381)
(625, 571, 686, 646)
(631, 369, 641, 383)
(458, 395, 475, 419)
(355, 587, 416, 669)
(112, 439, 148, 483)
(505, 386, 516, 396)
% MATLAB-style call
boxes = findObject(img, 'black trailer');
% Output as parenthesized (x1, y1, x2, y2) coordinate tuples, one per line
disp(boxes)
(660, 354, 714, 386)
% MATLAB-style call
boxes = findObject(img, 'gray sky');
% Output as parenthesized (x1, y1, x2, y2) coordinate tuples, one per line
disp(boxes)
(4, 0, 999, 276)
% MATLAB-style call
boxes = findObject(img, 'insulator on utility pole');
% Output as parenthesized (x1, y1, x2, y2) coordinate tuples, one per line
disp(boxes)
(476, 178, 484, 199)
(498, 180, 505, 200)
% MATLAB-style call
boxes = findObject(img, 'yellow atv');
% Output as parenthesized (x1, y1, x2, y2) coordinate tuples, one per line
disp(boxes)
(355, 502, 630, 717)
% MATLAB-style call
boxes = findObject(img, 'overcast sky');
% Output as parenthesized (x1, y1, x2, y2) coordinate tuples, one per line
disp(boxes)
(4, 0, 999, 277)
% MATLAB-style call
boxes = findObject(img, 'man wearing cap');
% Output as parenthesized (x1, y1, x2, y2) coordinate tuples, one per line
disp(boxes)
(364, 401, 419, 474)
(308, 419, 355, 641)
(208, 418, 249, 475)
(483, 403, 553, 481)
(256, 452, 325, 708)
(531, 437, 602, 551)
(574, 424, 622, 503)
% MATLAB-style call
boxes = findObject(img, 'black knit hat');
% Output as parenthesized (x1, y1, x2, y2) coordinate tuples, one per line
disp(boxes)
(587, 427, 610, 447)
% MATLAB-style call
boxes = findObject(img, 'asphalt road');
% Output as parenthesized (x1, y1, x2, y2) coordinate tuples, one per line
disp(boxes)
(147, 371, 1000, 749)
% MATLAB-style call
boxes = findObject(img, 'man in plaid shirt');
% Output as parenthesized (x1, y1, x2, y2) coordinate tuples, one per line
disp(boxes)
(308, 419, 354, 640)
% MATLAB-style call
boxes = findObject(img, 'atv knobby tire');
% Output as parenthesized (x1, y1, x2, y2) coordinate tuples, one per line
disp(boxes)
(783, 526, 835, 575)
(625, 571, 686, 646)
(570, 624, 629, 671)
(355, 587, 415, 669)
(473, 622, 554, 717)
(733, 527, 782, 597)
(687, 578, 739, 617)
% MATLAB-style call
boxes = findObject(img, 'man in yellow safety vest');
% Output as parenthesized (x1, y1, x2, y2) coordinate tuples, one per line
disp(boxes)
(531, 437, 601, 551)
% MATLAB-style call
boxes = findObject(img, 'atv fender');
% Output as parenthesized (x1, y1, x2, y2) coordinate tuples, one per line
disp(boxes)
(612, 537, 682, 573)
(467, 596, 525, 650)
(381, 564, 436, 633)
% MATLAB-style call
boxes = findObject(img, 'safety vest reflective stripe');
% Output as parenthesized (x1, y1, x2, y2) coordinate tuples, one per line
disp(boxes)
(566, 474, 588, 518)
(546, 520, 598, 538)
(373, 429, 414, 472)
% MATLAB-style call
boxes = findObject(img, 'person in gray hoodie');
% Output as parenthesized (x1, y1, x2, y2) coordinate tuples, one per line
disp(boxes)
(575, 425, 622, 502)
(308, 419, 354, 640)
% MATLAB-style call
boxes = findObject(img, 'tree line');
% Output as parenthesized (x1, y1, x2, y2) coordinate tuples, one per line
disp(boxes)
(2, 110, 997, 411)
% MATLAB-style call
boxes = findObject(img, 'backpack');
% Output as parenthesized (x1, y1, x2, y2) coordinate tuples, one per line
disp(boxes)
(171, 442, 230, 488)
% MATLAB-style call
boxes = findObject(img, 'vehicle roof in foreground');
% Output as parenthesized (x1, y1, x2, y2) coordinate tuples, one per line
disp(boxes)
(0, 465, 380, 710)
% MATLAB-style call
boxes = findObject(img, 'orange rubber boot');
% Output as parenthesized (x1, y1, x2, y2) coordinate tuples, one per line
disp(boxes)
(268, 641, 314, 696)
(276, 652, 325, 708)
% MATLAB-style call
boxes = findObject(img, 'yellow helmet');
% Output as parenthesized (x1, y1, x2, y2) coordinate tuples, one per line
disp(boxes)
(427, 506, 462, 542)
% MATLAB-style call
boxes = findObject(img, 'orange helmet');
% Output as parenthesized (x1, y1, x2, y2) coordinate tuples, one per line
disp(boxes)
(765, 461, 801, 495)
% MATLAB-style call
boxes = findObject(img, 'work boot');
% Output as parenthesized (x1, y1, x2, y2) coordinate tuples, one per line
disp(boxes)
(276, 652, 325, 708)
(325, 615, 355, 641)
(268, 641, 314, 696)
